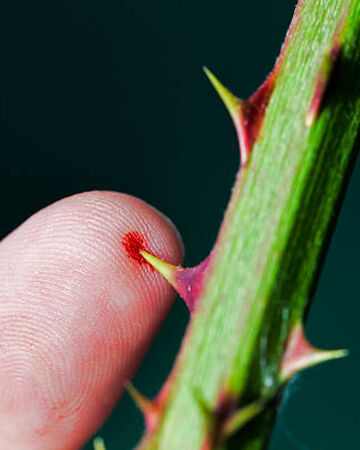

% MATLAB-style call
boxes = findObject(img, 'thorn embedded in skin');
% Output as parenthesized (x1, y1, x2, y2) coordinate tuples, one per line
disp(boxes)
(139, 249, 178, 286)
(140, 249, 211, 314)
(93, 437, 106, 450)
(306, 40, 341, 127)
(280, 321, 348, 381)
(126, 383, 163, 432)
(204, 67, 275, 166)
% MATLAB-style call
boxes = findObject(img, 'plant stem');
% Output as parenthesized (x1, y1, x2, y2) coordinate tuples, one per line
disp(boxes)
(139, 0, 360, 448)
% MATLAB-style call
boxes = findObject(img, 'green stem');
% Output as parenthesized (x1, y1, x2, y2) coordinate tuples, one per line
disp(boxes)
(139, 0, 360, 448)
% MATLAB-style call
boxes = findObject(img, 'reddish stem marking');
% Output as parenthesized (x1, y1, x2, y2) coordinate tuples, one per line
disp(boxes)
(242, 73, 276, 157)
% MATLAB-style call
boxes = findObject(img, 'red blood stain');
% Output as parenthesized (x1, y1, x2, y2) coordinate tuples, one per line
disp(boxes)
(122, 231, 148, 265)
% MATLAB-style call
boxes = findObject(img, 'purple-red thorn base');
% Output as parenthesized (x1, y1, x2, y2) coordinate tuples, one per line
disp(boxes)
(240, 72, 276, 162)
(175, 256, 212, 314)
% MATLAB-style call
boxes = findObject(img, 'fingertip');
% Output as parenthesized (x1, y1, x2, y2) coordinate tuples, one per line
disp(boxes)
(0, 191, 183, 449)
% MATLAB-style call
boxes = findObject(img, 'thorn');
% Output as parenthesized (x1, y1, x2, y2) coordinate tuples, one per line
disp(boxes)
(203, 66, 242, 122)
(222, 400, 264, 438)
(280, 321, 348, 381)
(200, 391, 263, 448)
(140, 249, 211, 314)
(204, 67, 275, 166)
(93, 437, 106, 450)
(140, 249, 178, 286)
(126, 383, 162, 431)
(127, 382, 153, 412)
(203, 67, 249, 165)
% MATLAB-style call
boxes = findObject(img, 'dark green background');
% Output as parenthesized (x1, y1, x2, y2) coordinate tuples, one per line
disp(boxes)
(0, 1, 358, 448)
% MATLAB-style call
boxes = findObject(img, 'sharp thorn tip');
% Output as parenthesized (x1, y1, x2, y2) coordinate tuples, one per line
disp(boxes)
(140, 250, 178, 286)
(203, 67, 241, 118)
(93, 437, 106, 450)
(280, 322, 348, 381)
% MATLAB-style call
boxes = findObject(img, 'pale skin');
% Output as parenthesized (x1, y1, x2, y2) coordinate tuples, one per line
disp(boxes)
(0, 191, 184, 449)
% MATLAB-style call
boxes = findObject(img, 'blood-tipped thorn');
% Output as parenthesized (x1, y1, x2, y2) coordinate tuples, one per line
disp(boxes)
(140, 249, 179, 286)
(140, 249, 211, 314)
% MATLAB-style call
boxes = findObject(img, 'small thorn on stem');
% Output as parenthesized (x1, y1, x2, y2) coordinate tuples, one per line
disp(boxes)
(200, 390, 264, 448)
(93, 437, 106, 450)
(280, 321, 348, 381)
(140, 249, 212, 314)
(126, 383, 162, 432)
(203, 67, 248, 165)
(222, 400, 264, 438)
(203, 66, 242, 123)
(204, 67, 275, 166)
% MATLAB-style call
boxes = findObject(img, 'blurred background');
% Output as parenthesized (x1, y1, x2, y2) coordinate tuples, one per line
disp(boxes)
(0, 1, 358, 448)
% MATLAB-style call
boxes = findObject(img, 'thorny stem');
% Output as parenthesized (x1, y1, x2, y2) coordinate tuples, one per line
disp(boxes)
(137, 0, 360, 448)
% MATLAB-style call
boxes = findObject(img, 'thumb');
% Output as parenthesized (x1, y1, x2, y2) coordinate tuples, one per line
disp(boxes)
(0, 191, 183, 449)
